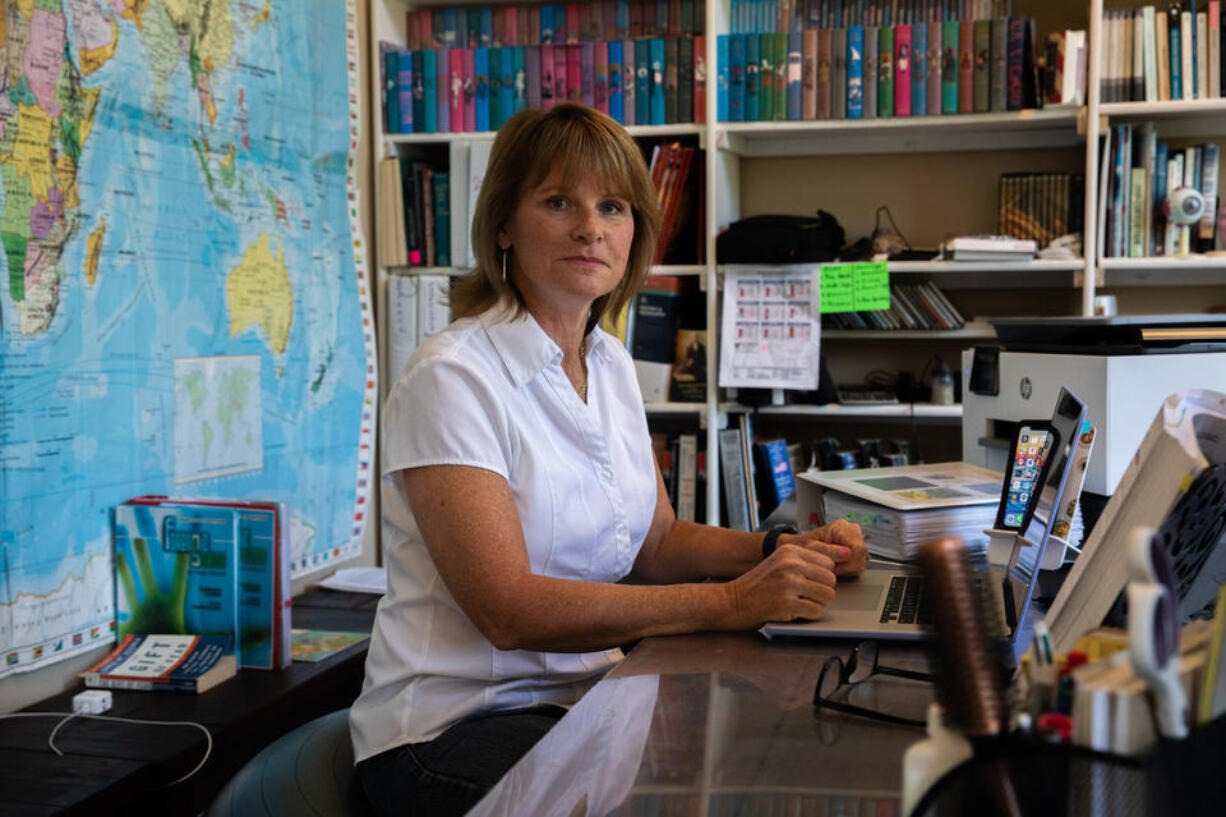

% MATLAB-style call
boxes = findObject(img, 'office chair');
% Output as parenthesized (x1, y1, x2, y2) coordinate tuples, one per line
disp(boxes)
(205, 708, 374, 817)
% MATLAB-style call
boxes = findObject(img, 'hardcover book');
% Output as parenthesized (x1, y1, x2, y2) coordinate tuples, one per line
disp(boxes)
(113, 503, 240, 651)
(831, 27, 847, 119)
(84, 633, 236, 694)
(958, 19, 974, 113)
(942, 20, 959, 113)
(894, 23, 911, 117)
(846, 26, 864, 118)
(973, 18, 991, 112)
(878, 25, 894, 117)
(128, 496, 292, 671)
(911, 22, 926, 116)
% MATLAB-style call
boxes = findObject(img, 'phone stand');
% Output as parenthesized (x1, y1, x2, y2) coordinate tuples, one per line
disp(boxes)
(985, 528, 1069, 572)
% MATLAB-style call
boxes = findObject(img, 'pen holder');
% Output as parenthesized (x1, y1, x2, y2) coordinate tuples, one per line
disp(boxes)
(908, 712, 1226, 817)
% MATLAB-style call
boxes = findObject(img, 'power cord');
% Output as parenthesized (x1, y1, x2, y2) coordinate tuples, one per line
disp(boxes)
(0, 711, 213, 786)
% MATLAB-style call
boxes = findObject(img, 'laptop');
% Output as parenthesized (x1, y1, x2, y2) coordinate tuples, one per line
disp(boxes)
(761, 386, 1088, 656)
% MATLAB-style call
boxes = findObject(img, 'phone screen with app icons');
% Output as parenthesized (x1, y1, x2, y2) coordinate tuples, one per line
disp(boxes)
(996, 424, 1056, 531)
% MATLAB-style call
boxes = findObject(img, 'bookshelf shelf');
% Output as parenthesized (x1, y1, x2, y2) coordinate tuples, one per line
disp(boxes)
(384, 123, 705, 145)
(644, 402, 707, 416)
(822, 328, 996, 340)
(716, 109, 1082, 157)
(1097, 99, 1226, 141)
(722, 403, 963, 422)
(1098, 256, 1226, 287)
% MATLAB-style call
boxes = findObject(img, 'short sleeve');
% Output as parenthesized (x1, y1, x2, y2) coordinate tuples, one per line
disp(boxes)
(382, 354, 513, 480)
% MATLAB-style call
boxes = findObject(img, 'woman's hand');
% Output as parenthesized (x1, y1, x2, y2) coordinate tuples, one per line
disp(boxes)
(787, 519, 869, 579)
(722, 545, 838, 627)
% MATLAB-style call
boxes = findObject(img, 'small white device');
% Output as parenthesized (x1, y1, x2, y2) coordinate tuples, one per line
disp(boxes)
(1165, 186, 1207, 256)
(72, 689, 112, 714)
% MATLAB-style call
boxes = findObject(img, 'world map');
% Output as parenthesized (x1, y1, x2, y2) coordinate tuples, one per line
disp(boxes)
(0, 0, 375, 678)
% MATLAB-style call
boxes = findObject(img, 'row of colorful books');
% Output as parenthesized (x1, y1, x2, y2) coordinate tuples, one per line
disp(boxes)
(403, 0, 705, 51)
(110, 497, 292, 674)
(1100, 123, 1223, 258)
(715, 16, 1046, 122)
(381, 37, 705, 134)
(377, 155, 450, 268)
(729, 0, 1015, 34)
(820, 281, 966, 331)
(998, 172, 1086, 249)
(1100, 4, 1226, 104)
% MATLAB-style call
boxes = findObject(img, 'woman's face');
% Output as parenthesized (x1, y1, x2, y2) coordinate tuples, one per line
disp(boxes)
(499, 164, 634, 316)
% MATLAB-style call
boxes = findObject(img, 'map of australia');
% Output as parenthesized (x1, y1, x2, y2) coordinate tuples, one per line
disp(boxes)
(0, 0, 372, 678)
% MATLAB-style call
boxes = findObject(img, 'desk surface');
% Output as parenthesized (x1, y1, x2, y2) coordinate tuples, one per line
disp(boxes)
(0, 589, 378, 817)
(471, 632, 937, 817)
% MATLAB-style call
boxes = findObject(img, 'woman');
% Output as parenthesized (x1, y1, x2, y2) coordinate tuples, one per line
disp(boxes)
(351, 103, 867, 816)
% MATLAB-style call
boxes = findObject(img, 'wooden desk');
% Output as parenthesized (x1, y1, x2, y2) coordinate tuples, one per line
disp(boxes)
(471, 632, 937, 816)
(0, 589, 378, 817)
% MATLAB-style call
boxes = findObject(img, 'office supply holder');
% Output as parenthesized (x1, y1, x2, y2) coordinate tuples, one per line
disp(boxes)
(909, 712, 1226, 817)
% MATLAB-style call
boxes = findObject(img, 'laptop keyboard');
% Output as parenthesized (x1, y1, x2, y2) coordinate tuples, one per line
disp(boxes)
(880, 576, 930, 626)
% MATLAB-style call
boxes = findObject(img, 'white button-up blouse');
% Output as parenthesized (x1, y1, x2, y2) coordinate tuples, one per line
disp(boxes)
(350, 304, 658, 762)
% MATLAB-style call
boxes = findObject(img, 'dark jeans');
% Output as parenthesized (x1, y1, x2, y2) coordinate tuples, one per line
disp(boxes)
(356, 705, 566, 817)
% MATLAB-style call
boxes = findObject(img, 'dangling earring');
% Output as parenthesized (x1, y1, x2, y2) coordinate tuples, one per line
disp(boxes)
(501, 248, 508, 283)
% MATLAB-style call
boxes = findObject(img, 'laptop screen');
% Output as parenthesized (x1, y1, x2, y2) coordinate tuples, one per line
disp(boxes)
(996, 386, 1088, 657)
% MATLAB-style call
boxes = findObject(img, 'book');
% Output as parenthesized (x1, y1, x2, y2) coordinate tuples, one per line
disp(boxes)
(113, 503, 241, 650)
(719, 427, 751, 531)
(795, 462, 1005, 560)
(127, 496, 292, 671)
(753, 438, 796, 518)
(846, 26, 864, 118)
(877, 25, 894, 117)
(941, 20, 959, 113)
(290, 629, 370, 663)
(1048, 390, 1226, 657)
(83, 633, 236, 693)
(894, 23, 911, 117)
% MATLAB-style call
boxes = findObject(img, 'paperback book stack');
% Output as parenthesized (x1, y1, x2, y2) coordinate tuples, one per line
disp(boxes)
(111, 497, 293, 671)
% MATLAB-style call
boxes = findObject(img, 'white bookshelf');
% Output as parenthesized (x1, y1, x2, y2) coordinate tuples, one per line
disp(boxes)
(722, 403, 963, 422)
(370, 0, 1226, 526)
(717, 108, 1082, 157)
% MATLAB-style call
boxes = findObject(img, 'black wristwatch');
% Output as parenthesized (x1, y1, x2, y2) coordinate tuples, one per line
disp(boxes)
(761, 523, 798, 560)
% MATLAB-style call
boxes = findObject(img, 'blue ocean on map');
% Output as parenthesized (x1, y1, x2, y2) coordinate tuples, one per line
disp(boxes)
(1, 1, 369, 677)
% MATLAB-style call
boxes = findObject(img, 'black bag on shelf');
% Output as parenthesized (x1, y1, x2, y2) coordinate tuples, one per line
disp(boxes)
(716, 211, 845, 264)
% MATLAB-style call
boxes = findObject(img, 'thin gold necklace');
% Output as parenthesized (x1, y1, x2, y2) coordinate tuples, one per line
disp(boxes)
(579, 337, 589, 401)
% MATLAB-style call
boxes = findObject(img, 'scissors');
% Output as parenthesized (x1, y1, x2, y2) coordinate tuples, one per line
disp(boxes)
(1126, 526, 1188, 739)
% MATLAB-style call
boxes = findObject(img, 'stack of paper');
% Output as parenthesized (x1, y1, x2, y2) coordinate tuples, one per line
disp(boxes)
(822, 492, 997, 560)
(797, 462, 1005, 561)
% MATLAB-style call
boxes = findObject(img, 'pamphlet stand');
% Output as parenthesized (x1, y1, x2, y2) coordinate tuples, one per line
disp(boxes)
(909, 712, 1226, 817)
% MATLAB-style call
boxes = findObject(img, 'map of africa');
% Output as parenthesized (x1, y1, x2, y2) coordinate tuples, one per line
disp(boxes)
(0, 0, 374, 678)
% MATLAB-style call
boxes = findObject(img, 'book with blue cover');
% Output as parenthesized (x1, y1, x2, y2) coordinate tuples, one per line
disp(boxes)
(423, 49, 438, 133)
(941, 20, 959, 113)
(474, 47, 490, 131)
(412, 50, 427, 131)
(433, 171, 451, 267)
(500, 47, 514, 122)
(113, 503, 240, 655)
(745, 33, 759, 122)
(382, 44, 400, 134)
(847, 26, 864, 118)
(84, 633, 236, 693)
(650, 38, 666, 124)
(635, 39, 651, 124)
(729, 33, 745, 121)
(488, 47, 503, 128)
(125, 496, 292, 670)
(717, 34, 730, 121)
(911, 21, 927, 116)
(609, 40, 624, 122)
(397, 49, 414, 133)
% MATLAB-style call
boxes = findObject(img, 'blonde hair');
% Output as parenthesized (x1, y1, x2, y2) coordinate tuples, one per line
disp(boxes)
(450, 104, 662, 334)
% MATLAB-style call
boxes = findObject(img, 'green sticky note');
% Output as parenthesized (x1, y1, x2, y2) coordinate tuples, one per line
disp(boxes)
(852, 262, 891, 311)
(819, 264, 855, 313)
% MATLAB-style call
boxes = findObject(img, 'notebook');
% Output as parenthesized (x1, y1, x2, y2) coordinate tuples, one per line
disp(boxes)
(762, 385, 1088, 653)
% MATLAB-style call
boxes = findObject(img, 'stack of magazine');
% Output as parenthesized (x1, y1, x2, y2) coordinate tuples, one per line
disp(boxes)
(797, 462, 1005, 560)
